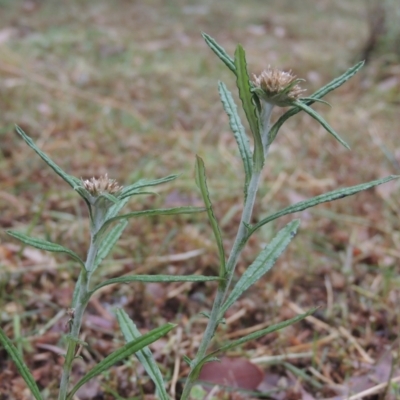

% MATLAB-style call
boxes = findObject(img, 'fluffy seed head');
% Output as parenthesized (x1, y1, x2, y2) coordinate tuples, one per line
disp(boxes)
(82, 174, 122, 196)
(253, 66, 306, 106)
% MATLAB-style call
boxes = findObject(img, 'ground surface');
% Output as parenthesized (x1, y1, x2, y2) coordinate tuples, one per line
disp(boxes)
(0, 1, 400, 399)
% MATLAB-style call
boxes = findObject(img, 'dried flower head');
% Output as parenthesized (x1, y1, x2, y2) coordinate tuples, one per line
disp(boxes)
(82, 174, 123, 196)
(253, 66, 306, 106)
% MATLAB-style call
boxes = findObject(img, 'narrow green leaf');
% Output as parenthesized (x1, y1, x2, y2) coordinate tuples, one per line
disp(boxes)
(116, 309, 170, 400)
(247, 175, 398, 238)
(293, 100, 350, 149)
(202, 32, 236, 75)
(15, 126, 80, 190)
(73, 186, 93, 218)
(182, 355, 192, 366)
(269, 61, 364, 141)
(96, 192, 119, 204)
(67, 323, 176, 399)
(119, 190, 157, 199)
(92, 220, 129, 272)
(190, 308, 317, 382)
(309, 61, 364, 102)
(105, 197, 130, 221)
(0, 327, 43, 400)
(195, 156, 226, 277)
(218, 81, 252, 192)
(234, 45, 263, 168)
(95, 206, 205, 241)
(220, 220, 300, 316)
(7, 230, 85, 268)
(91, 274, 221, 294)
(120, 175, 178, 200)
(217, 308, 317, 354)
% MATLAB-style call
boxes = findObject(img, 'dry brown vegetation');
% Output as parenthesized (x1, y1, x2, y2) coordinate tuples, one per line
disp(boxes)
(0, 0, 399, 399)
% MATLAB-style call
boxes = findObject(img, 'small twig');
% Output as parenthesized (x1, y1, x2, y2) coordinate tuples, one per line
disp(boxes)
(338, 327, 374, 364)
(223, 319, 272, 340)
(347, 375, 400, 400)
(324, 275, 334, 318)
(252, 351, 313, 364)
(170, 327, 182, 399)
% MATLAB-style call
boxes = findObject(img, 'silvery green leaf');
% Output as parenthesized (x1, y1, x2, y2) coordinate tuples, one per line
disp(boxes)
(92, 220, 129, 273)
(182, 355, 192, 366)
(105, 197, 130, 221)
(218, 81, 252, 194)
(269, 61, 364, 141)
(220, 220, 300, 316)
(91, 274, 221, 294)
(234, 45, 263, 169)
(195, 156, 226, 277)
(309, 61, 364, 101)
(15, 126, 81, 190)
(0, 328, 43, 400)
(96, 192, 119, 204)
(116, 309, 170, 400)
(216, 308, 317, 354)
(67, 323, 176, 399)
(7, 230, 85, 268)
(73, 186, 93, 219)
(120, 175, 178, 200)
(293, 100, 350, 150)
(247, 175, 399, 238)
(202, 32, 236, 75)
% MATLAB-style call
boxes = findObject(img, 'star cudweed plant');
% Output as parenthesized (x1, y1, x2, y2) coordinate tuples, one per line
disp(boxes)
(0, 33, 397, 400)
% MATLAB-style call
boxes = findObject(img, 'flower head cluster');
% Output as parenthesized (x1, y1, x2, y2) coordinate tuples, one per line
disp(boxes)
(82, 174, 122, 197)
(253, 66, 306, 107)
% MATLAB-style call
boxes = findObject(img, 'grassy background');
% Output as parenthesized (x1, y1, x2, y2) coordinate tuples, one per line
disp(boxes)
(0, 0, 399, 398)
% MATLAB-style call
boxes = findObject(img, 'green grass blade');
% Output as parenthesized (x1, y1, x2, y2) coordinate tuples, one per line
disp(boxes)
(220, 220, 300, 316)
(234, 45, 263, 169)
(67, 323, 176, 400)
(7, 230, 85, 268)
(293, 100, 350, 149)
(247, 175, 399, 237)
(269, 61, 365, 141)
(91, 274, 222, 293)
(195, 156, 226, 277)
(0, 327, 43, 400)
(92, 220, 129, 272)
(116, 309, 170, 400)
(15, 126, 80, 190)
(202, 32, 236, 74)
(95, 206, 205, 241)
(120, 175, 178, 200)
(218, 81, 252, 193)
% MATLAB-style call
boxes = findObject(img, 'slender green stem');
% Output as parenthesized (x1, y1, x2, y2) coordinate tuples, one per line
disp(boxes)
(180, 169, 262, 399)
(58, 271, 89, 400)
(181, 103, 274, 399)
(58, 240, 98, 400)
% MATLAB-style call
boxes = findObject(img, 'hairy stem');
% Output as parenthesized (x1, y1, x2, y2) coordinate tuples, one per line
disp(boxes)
(181, 103, 273, 399)
(180, 168, 262, 399)
(58, 241, 98, 400)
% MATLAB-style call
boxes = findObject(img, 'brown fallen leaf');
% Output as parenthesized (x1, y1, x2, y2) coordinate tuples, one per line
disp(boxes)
(198, 357, 264, 391)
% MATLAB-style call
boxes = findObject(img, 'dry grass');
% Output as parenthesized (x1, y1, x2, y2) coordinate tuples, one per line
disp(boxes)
(0, 0, 399, 399)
